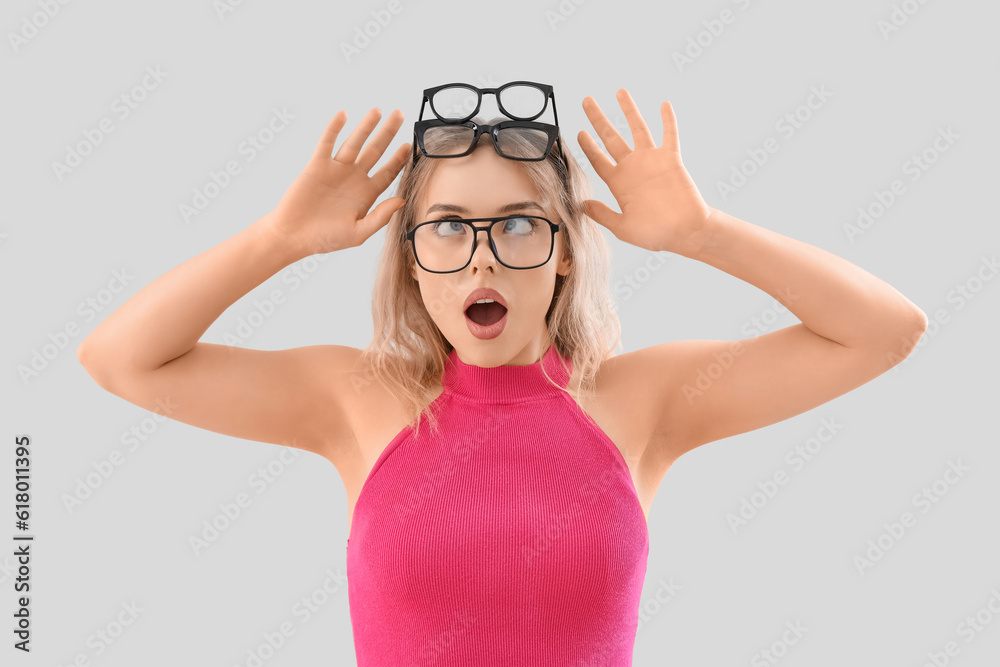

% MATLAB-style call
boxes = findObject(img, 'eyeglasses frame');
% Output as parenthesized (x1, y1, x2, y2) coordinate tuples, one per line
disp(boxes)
(412, 118, 561, 162)
(420, 80, 557, 124)
(410, 80, 570, 186)
(405, 215, 562, 274)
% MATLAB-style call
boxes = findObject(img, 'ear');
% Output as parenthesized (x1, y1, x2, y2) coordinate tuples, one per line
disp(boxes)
(556, 239, 572, 277)
(552, 225, 572, 276)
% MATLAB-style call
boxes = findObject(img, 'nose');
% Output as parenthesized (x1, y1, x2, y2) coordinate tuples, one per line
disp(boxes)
(468, 225, 498, 270)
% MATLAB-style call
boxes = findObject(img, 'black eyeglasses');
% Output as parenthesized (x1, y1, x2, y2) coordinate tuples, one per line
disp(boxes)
(413, 118, 560, 161)
(405, 215, 562, 273)
(411, 80, 570, 186)
(421, 81, 558, 124)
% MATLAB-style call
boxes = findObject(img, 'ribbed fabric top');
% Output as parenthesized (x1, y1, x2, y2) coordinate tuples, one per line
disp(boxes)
(346, 344, 649, 666)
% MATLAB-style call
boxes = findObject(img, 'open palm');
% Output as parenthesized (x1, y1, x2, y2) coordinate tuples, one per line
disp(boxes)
(271, 108, 411, 256)
(578, 90, 711, 254)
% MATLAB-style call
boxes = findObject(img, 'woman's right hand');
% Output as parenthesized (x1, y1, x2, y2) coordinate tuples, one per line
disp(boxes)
(267, 108, 410, 256)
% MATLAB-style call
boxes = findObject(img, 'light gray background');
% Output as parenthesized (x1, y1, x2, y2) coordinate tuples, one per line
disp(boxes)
(3, 0, 999, 665)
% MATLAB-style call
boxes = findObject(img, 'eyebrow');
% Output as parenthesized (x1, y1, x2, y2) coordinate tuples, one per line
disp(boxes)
(425, 200, 545, 216)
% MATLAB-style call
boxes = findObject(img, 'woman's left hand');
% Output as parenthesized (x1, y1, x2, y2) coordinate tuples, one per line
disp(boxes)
(578, 89, 712, 254)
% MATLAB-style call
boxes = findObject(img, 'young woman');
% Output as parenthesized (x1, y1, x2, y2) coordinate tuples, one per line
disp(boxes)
(77, 83, 928, 665)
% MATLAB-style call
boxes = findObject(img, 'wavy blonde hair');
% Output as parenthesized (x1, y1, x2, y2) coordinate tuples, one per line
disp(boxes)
(359, 115, 623, 438)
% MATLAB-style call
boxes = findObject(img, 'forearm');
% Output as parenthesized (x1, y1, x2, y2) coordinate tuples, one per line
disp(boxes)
(78, 212, 305, 373)
(680, 206, 928, 349)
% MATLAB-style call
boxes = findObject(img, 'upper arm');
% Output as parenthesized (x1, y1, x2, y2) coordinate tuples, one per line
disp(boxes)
(79, 343, 365, 465)
(624, 321, 924, 474)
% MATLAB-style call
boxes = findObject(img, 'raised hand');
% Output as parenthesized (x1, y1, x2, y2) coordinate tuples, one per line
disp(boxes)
(578, 89, 711, 255)
(269, 107, 410, 256)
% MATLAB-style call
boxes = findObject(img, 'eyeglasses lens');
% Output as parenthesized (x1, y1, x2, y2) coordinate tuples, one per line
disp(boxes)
(422, 124, 550, 159)
(430, 84, 547, 121)
(413, 218, 552, 272)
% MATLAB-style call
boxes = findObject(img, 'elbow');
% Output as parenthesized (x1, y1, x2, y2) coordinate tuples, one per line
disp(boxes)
(77, 341, 117, 392)
(76, 340, 90, 367)
(880, 307, 929, 368)
(910, 306, 930, 346)
(77, 339, 101, 374)
(907, 305, 929, 336)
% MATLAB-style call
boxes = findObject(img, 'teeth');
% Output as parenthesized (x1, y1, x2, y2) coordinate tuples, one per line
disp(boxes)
(475, 299, 495, 304)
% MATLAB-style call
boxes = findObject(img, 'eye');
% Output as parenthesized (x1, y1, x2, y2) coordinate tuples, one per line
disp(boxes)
(500, 216, 538, 235)
(430, 218, 467, 237)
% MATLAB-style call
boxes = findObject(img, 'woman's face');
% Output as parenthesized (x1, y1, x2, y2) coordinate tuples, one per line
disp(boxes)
(410, 144, 572, 368)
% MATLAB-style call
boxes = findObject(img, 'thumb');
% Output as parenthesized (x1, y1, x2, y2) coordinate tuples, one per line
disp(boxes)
(360, 197, 406, 240)
(583, 199, 623, 237)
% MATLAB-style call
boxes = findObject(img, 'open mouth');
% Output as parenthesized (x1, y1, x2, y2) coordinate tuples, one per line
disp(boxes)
(465, 301, 508, 326)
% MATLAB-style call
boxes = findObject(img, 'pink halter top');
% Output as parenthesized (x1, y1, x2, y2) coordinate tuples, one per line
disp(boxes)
(346, 344, 649, 665)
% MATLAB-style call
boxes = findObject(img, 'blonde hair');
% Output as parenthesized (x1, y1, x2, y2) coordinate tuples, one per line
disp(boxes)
(359, 116, 623, 438)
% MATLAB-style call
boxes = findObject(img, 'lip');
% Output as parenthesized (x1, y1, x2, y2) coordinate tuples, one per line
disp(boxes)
(463, 287, 508, 341)
(463, 287, 508, 312)
(466, 309, 507, 340)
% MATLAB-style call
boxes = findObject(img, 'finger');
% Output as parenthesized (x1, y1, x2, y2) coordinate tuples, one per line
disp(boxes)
(577, 130, 615, 183)
(617, 89, 657, 149)
(661, 101, 680, 154)
(582, 96, 631, 162)
(333, 107, 383, 164)
(356, 109, 406, 174)
(369, 141, 412, 194)
(312, 110, 348, 161)
(359, 196, 406, 241)
(583, 199, 624, 237)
